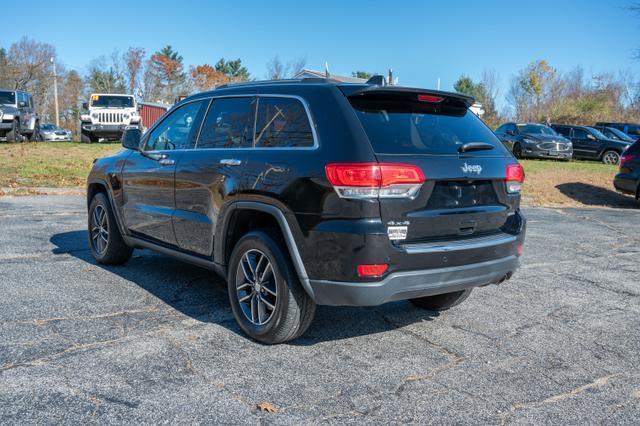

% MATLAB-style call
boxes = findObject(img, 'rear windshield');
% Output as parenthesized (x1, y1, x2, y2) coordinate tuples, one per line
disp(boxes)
(350, 98, 509, 156)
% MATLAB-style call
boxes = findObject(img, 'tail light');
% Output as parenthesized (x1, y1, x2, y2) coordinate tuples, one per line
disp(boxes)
(357, 264, 388, 277)
(506, 163, 525, 194)
(325, 163, 425, 199)
(620, 154, 636, 169)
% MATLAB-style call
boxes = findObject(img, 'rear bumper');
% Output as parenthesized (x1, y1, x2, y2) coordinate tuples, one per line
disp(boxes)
(613, 173, 637, 196)
(309, 255, 519, 306)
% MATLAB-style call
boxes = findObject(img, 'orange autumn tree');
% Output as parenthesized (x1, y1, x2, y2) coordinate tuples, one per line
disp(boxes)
(190, 64, 230, 91)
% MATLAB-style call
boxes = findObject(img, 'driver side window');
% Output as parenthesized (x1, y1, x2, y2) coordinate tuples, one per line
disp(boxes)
(144, 100, 207, 151)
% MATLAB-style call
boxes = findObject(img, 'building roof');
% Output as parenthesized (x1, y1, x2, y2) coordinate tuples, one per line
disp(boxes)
(293, 69, 367, 84)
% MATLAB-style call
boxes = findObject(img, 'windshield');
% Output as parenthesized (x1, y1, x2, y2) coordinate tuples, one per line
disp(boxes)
(0, 91, 16, 105)
(350, 99, 509, 156)
(516, 123, 557, 136)
(606, 127, 634, 141)
(90, 95, 134, 108)
(41, 124, 56, 131)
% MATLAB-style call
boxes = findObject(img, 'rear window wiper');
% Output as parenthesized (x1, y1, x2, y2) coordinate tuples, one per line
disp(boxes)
(458, 142, 495, 153)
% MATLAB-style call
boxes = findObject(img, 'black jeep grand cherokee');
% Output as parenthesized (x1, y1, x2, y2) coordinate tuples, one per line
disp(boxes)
(87, 79, 526, 343)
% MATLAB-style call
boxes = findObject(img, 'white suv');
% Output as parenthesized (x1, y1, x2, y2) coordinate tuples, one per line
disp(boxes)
(81, 94, 141, 143)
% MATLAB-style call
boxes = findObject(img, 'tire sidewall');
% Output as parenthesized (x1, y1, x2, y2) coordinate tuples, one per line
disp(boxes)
(88, 193, 113, 262)
(602, 150, 620, 165)
(227, 231, 294, 342)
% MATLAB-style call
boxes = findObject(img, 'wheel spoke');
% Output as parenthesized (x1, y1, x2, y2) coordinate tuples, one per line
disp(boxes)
(259, 262, 273, 284)
(262, 284, 276, 297)
(238, 291, 254, 303)
(250, 293, 258, 323)
(240, 257, 255, 283)
(255, 254, 266, 281)
(260, 296, 275, 310)
(257, 297, 266, 323)
(237, 282, 252, 291)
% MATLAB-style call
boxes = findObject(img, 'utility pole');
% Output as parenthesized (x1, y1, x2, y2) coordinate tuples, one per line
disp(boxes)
(51, 57, 59, 127)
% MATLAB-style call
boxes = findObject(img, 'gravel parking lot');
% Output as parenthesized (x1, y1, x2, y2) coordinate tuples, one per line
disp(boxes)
(1, 196, 639, 424)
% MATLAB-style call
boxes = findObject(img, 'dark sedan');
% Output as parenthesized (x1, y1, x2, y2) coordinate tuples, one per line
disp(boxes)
(593, 126, 637, 144)
(551, 124, 631, 165)
(495, 122, 573, 160)
(614, 139, 640, 200)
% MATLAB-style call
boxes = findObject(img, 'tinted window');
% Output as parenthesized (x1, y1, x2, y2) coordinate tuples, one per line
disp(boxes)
(145, 100, 207, 151)
(628, 125, 640, 136)
(494, 124, 507, 135)
(90, 95, 135, 108)
(254, 97, 314, 148)
(573, 128, 589, 139)
(351, 101, 508, 156)
(553, 126, 571, 137)
(0, 91, 15, 104)
(197, 97, 255, 149)
(625, 140, 640, 154)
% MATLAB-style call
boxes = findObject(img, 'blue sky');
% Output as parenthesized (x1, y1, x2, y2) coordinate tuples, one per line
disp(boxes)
(3, 0, 639, 109)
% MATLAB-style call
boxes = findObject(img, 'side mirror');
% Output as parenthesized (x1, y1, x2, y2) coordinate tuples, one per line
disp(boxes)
(82, 102, 89, 111)
(18, 101, 26, 108)
(121, 126, 142, 150)
(587, 133, 596, 140)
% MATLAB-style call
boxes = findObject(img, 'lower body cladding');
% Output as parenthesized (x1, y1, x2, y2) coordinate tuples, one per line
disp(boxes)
(309, 255, 518, 306)
(300, 212, 526, 306)
(613, 173, 638, 198)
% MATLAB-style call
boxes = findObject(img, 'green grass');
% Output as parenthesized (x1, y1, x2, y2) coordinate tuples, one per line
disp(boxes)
(0, 141, 121, 188)
(519, 159, 618, 174)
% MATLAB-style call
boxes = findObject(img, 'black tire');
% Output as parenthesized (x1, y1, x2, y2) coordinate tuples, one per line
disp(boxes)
(513, 143, 523, 159)
(28, 121, 40, 141)
(88, 193, 133, 265)
(81, 130, 92, 143)
(601, 150, 620, 165)
(227, 230, 316, 344)
(410, 289, 473, 311)
(6, 120, 20, 142)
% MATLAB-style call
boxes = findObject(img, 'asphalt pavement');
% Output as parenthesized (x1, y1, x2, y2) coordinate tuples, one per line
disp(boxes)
(0, 196, 639, 424)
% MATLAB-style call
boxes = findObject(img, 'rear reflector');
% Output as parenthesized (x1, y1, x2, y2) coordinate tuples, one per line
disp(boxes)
(505, 163, 525, 194)
(418, 94, 444, 103)
(326, 163, 425, 199)
(620, 154, 636, 169)
(357, 264, 389, 277)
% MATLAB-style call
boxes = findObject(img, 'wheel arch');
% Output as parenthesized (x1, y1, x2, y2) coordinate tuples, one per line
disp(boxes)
(87, 178, 128, 238)
(218, 201, 314, 300)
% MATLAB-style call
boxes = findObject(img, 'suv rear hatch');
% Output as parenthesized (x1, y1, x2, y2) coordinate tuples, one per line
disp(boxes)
(344, 86, 521, 244)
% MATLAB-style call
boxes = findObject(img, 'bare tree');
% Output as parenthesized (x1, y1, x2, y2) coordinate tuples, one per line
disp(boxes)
(266, 55, 306, 80)
(125, 47, 145, 96)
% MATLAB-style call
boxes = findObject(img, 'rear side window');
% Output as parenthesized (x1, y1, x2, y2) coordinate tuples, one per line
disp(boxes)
(350, 98, 508, 156)
(628, 125, 640, 136)
(255, 97, 314, 148)
(573, 128, 588, 139)
(554, 127, 571, 137)
(197, 97, 255, 149)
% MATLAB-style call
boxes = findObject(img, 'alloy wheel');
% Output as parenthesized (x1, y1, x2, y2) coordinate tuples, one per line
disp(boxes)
(603, 151, 620, 165)
(236, 249, 277, 325)
(90, 205, 109, 255)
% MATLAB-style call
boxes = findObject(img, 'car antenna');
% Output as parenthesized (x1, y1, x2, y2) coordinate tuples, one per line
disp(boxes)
(325, 62, 330, 79)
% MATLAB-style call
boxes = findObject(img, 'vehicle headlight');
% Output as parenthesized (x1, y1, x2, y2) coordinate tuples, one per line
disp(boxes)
(91, 112, 99, 120)
(123, 113, 130, 120)
(523, 138, 536, 145)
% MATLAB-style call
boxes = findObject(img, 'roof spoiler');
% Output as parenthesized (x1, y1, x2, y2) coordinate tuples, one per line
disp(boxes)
(343, 85, 475, 109)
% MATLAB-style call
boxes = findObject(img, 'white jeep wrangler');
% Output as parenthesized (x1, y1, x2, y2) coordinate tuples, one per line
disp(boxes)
(81, 94, 141, 143)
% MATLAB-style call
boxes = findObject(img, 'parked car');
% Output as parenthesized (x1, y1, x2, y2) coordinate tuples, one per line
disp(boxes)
(592, 125, 637, 143)
(0, 89, 40, 142)
(550, 124, 631, 165)
(613, 139, 640, 200)
(494, 122, 572, 160)
(595, 122, 640, 141)
(40, 123, 72, 141)
(81, 93, 141, 143)
(87, 79, 526, 343)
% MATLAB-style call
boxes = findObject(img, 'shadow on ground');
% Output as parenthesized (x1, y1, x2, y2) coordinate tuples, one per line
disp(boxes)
(556, 182, 638, 208)
(50, 230, 439, 345)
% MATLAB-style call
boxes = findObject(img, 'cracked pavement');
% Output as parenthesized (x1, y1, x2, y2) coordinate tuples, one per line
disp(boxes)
(1, 196, 639, 424)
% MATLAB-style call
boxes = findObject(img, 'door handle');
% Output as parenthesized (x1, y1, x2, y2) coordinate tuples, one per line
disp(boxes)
(220, 159, 242, 166)
(159, 158, 175, 166)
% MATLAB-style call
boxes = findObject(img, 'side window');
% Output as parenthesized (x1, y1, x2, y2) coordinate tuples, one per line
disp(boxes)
(28, 94, 34, 108)
(17, 92, 26, 106)
(144, 100, 207, 151)
(494, 124, 506, 135)
(554, 127, 570, 137)
(573, 128, 588, 139)
(197, 97, 255, 149)
(255, 97, 315, 148)
(628, 126, 640, 136)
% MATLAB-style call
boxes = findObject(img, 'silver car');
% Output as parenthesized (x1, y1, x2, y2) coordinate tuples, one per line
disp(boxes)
(40, 123, 72, 141)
